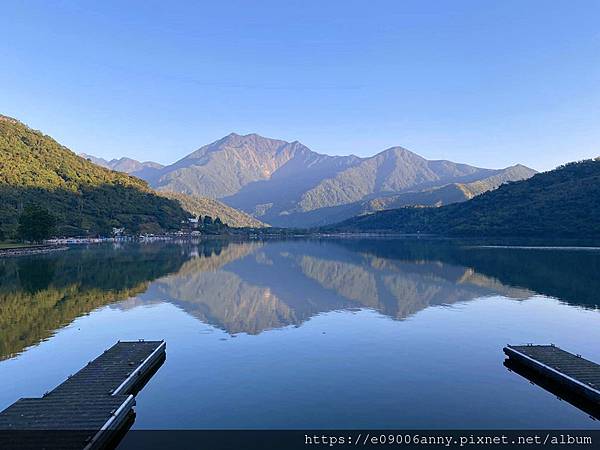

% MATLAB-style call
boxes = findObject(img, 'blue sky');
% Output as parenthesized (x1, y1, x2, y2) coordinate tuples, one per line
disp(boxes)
(1, 1, 599, 171)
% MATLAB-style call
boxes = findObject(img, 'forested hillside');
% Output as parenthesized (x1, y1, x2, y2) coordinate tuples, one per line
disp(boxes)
(330, 159, 600, 237)
(0, 115, 190, 237)
(160, 191, 268, 228)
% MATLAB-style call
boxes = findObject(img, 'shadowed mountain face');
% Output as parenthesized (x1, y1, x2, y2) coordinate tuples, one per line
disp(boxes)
(3, 239, 599, 361)
(94, 132, 535, 227)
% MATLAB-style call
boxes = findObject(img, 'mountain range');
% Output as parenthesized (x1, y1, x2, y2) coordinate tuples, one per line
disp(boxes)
(6, 112, 596, 238)
(79, 153, 165, 180)
(331, 158, 600, 237)
(83, 133, 537, 227)
(79, 152, 266, 228)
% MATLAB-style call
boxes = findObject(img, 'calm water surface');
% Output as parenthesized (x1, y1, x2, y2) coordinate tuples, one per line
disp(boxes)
(1, 239, 599, 429)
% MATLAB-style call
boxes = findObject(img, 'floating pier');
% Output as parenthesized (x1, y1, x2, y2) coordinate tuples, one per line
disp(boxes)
(0, 340, 166, 449)
(504, 344, 600, 408)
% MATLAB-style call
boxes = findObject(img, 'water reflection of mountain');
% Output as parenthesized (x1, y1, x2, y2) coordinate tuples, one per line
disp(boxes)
(331, 239, 600, 310)
(138, 242, 301, 334)
(4, 238, 598, 359)
(143, 240, 534, 335)
(0, 244, 192, 360)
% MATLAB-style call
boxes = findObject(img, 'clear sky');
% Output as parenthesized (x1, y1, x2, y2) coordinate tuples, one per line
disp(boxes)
(1, 1, 599, 171)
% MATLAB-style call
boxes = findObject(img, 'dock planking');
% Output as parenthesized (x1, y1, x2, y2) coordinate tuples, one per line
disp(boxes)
(0, 340, 165, 449)
(504, 344, 600, 406)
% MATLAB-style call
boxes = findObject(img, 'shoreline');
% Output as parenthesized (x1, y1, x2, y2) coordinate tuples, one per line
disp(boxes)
(0, 245, 70, 258)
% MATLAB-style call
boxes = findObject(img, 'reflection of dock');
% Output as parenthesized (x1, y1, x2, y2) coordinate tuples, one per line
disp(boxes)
(0, 340, 165, 449)
(504, 344, 600, 418)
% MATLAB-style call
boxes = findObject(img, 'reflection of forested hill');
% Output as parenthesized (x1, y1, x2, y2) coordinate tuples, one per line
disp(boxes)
(448, 247, 600, 309)
(144, 240, 535, 335)
(331, 239, 600, 310)
(0, 244, 192, 360)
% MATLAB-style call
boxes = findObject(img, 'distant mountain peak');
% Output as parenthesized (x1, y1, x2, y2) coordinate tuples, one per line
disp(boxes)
(223, 131, 275, 140)
(79, 153, 163, 174)
(135, 134, 538, 227)
(204, 132, 288, 151)
(383, 145, 415, 153)
(376, 146, 424, 160)
(512, 163, 533, 169)
(77, 131, 537, 228)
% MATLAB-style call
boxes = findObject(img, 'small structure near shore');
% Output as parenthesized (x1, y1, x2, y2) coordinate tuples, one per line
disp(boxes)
(0, 340, 166, 449)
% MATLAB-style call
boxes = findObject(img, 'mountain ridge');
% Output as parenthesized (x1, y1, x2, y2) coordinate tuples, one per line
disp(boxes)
(79, 153, 165, 181)
(329, 158, 600, 237)
(83, 132, 536, 227)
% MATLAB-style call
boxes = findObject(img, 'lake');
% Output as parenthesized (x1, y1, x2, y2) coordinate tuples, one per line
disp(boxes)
(1, 238, 599, 429)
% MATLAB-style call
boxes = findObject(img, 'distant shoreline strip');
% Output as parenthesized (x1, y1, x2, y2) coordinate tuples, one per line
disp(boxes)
(0, 245, 69, 258)
(469, 245, 600, 251)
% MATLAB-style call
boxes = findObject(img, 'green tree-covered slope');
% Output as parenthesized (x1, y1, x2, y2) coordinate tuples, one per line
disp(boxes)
(0, 115, 190, 237)
(330, 159, 600, 237)
(160, 191, 268, 228)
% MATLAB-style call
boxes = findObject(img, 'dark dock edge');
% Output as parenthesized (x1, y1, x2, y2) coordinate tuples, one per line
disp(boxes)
(84, 395, 135, 450)
(89, 340, 167, 448)
(503, 358, 600, 421)
(504, 345, 600, 404)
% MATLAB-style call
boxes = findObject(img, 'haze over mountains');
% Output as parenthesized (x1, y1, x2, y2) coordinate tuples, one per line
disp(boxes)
(85, 133, 536, 227)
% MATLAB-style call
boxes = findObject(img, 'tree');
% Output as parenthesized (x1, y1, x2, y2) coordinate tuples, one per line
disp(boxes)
(17, 204, 58, 243)
(214, 217, 223, 226)
(203, 215, 213, 226)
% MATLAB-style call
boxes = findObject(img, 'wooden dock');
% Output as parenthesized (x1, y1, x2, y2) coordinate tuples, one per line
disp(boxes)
(504, 344, 600, 406)
(0, 340, 165, 449)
